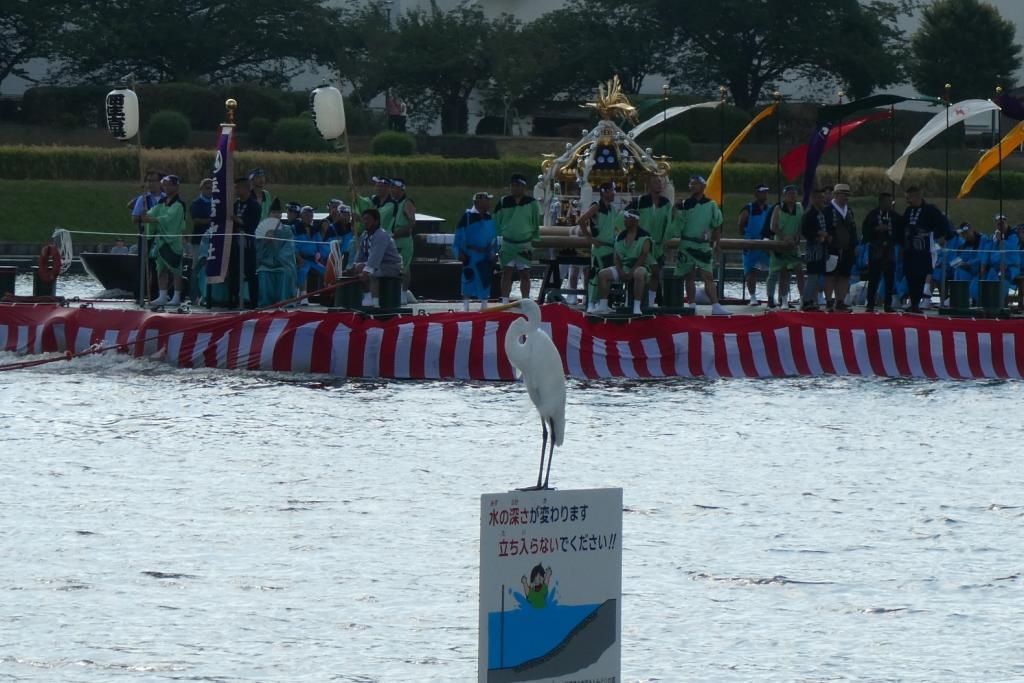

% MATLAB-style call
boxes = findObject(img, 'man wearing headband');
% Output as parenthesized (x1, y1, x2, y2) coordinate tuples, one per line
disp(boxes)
(947, 222, 987, 306)
(453, 192, 497, 311)
(577, 180, 623, 309)
(671, 175, 729, 315)
(737, 184, 773, 305)
(294, 206, 321, 302)
(592, 209, 652, 315)
(248, 168, 274, 221)
(139, 175, 186, 307)
(284, 202, 302, 230)
(767, 184, 804, 309)
(800, 187, 831, 311)
(624, 175, 672, 308)
(901, 186, 950, 312)
(495, 173, 540, 303)
(982, 212, 1021, 304)
(861, 192, 903, 312)
(387, 177, 418, 303)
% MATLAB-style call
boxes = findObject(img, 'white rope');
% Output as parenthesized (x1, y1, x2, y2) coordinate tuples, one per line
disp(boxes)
(51, 228, 74, 274)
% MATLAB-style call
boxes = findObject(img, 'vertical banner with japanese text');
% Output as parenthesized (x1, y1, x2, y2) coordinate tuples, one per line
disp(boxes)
(206, 124, 235, 285)
(479, 488, 622, 683)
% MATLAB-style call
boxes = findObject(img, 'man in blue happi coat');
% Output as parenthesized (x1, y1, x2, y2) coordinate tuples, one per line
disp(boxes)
(453, 191, 498, 311)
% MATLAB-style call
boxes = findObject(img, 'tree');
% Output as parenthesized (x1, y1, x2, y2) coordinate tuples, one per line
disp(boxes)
(53, 0, 335, 84)
(314, 3, 395, 106)
(0, 0, 71, 85)
(387, 1, 493, 134)
(910, 0, 1022, 100)
(650, 0, 912, 109)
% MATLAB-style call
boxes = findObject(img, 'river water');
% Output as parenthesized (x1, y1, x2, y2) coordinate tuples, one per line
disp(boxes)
(1, 277, 1023, 682)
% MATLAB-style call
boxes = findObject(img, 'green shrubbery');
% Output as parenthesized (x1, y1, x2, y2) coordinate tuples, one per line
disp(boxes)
(246, 117, 273, 148)
(268, 117, 330, 153)
(144, 110, 191, 148)
(371, 131, 417, 156)
(1, 144, 1018, 200)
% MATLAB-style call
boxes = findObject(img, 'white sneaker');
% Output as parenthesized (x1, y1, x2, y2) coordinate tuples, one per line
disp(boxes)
(590, 303, 613, 315)
(403, 290, 418, 304)
(151, 293, 168, 306)
(920, 298, 931, 309)
(566, 293, 578, 305)
(168, 293, 181, 306)
(748, 295, 760, 306)
(300, 297, 310, 306)
(360, 294, 374, 306)
(942, 298, 950, 307)
(711, 303, 730, 315)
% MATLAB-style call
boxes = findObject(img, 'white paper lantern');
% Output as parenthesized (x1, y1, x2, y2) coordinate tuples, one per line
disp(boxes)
(105, 89, 139, 140)
(310, 86, 346, 140)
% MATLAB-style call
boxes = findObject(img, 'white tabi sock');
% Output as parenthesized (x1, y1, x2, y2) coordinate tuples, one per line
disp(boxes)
(633, 301, 642, 315)
(361, 293, 373, 306)
(462, 300, 470, 312)
(501, 297, 509, 304)
(647, 290, 656, 305)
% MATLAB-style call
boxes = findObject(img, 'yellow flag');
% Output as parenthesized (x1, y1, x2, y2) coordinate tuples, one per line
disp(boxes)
(705, 103, 778, 206)
(957, 120, 1024, 199)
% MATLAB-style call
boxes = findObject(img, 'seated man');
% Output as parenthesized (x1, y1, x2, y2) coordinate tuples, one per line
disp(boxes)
(294, 206, 324, 300)
(948, 223, 987, 304)
(350, 208, 403, 307)
(982, 213, 1021, 301)
(255, 199, 298, 307)
(592, 210, 651, 315)
(110, 238, 130, 255)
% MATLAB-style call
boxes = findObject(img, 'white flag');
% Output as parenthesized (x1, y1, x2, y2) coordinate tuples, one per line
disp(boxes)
(629, 101, 720, 139)
(886, 99, 1000, 183)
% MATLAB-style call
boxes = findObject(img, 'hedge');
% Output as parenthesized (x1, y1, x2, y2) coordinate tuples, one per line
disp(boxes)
(0, 144, 1018, 199)
(144, 110, 191, 148)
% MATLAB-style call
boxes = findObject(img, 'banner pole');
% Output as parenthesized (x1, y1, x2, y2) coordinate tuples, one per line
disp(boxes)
(996, 85, 1004, 219)
(133, 76, 148, 308)
(890, 103, 896, 197)
(836, 90, 844, 184)
(944, 83, 951, 215)
(774, 91, 782, 204)
(661, 84, 669, 157)
(717, 85, 727, 301)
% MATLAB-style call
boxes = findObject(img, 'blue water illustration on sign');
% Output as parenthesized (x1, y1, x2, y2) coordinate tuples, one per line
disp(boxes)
(488, 582, 601, 669)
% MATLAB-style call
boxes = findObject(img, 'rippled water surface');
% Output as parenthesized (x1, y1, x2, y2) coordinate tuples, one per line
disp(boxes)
(2, 276, 1023, 682)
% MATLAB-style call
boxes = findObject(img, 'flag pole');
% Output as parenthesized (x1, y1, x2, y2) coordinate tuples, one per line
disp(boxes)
(944, 83, 951, 215)
(996, 85, 1004, 219)
(131, 75, 148, 308)
(717, 84, 727, 301)
(661, 83, 669, 157)
(774, 91, 782, 204)
(889, 103, 896, 197)
(836, 90, 844, 184)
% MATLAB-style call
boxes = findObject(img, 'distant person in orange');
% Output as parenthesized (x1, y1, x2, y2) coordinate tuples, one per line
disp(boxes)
(386, 90, 407, 132)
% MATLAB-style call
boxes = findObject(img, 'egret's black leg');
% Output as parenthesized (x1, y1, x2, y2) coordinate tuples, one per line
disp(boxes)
(537, 420, 548, 489)
(543, 418, 555, 489)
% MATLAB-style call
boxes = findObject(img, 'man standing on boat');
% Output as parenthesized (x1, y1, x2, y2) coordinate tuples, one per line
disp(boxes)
(624, 175, 671, 309)
(496, 173, 541, 303)
(249, 168, 274, 221)
(139, 175, 186, 307)
(577, 181, 623, 310)
(131, 170, 164, 230)
(902, 186, 950, 313)
(352, 208, 403, 307)
(824, 183, 857, 311)
(800, 187, 831, 311)
(737, 184, 773, 306)
(861, 192, 903, 312)
(767, 184, 804, 308)
(671, 175, 728, 315)
(232, 176, 262, 308)
(387, 178, 417, 303)
(189, 178, 214, 304)
(453, 191, 498, 311)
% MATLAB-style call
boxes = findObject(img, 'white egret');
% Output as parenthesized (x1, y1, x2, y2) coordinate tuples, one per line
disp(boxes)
(492, 299, 566, 490)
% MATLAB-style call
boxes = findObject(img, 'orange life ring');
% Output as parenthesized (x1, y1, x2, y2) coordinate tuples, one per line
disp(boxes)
(38, 244, 61, 283)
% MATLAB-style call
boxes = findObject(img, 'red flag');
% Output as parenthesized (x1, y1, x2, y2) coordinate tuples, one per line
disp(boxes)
(781, 111, 892, 181)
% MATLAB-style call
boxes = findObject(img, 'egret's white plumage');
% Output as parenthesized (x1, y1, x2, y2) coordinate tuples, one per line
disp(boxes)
(503, 299, 566, 489)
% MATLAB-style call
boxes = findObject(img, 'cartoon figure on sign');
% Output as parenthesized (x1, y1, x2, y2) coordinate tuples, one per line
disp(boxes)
(521, 563, 553, 608)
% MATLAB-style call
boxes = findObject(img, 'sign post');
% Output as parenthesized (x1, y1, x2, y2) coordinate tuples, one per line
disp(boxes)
(479, 488, 622, 683)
